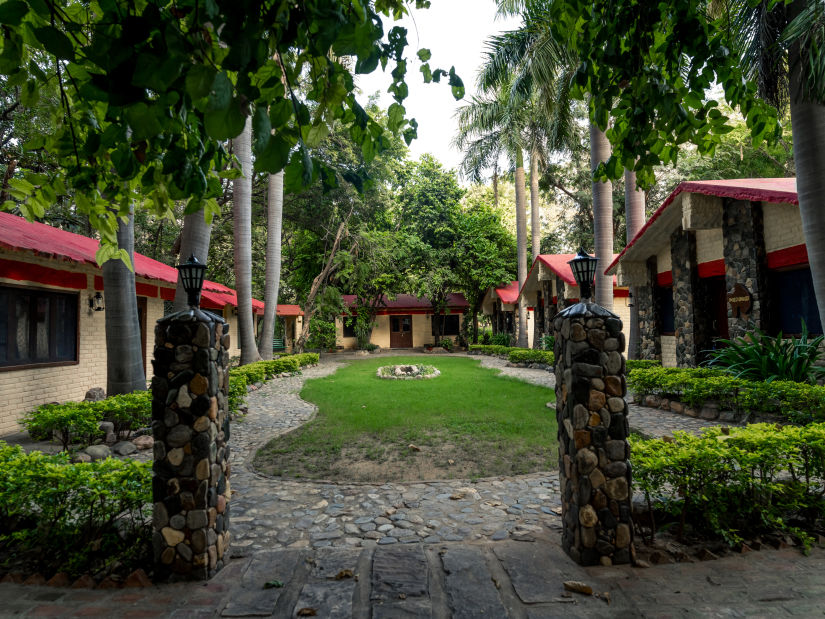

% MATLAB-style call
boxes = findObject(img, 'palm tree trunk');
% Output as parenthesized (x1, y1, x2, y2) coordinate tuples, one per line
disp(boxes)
(232, 117, 262, 365)
(789, 4, 825, 332)
(173, 211, 212, 312)
(530, 149, 541, 261)
(590, 123, 614, 310)
(515, 149, 529, 347)
(625, 168, 645, 358)
(492, 169, 499, 207)
(258, 170, 284, 359)
(102, 207, 146, 395)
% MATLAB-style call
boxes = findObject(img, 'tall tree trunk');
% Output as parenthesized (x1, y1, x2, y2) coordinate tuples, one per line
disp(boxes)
(515, 148, 529, 347)
(492, 169, 499, 208)
(590, 123, 614, 310)
(258, 170, 284, 359)
(624, 168, 645, 359)
(295, 220, 348, 353)
(102, 207, 146, 395)
(789, 4, 825, 333)
(530, 149, 541, 261)
(232, 117, 262, 365)
(173, 211, 212, 312)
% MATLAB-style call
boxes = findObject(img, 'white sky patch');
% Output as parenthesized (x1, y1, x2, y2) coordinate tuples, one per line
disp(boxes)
(356, 1, 521, 174)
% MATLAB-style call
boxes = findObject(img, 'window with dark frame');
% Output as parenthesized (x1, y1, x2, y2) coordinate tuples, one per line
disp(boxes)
(343, 317, 356, 338)
(768, 266, 823, 335)
(0, 285, 78, 368)
(654, 285, 675, 335)
(432, 314, 460, 336)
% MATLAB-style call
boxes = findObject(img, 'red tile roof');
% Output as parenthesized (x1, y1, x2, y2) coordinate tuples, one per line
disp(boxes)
(0, 212, 276, 315)
(495, 281, 520, 304)
(606, 178, 797, 274)
(341, 293, 469, 311)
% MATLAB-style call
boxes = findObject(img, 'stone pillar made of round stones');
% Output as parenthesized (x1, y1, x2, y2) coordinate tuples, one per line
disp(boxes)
(151, 309, 231, 581)
(553, 302, 634, 566)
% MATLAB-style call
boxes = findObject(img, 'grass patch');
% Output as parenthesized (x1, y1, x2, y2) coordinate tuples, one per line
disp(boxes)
(253, 356, 557, 481)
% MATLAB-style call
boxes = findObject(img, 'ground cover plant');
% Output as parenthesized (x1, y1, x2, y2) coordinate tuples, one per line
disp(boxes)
(253, 356, 557, 481)
(630, 424, 825, 549)
(508, 349, 554, 365)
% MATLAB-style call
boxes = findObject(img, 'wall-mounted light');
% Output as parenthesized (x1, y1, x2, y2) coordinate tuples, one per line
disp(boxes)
(88, 291, 104, 312)
(176, 254, 207, 308)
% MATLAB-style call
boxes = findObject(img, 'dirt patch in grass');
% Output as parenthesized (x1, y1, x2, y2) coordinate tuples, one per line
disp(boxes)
(254, 428, 557, 481)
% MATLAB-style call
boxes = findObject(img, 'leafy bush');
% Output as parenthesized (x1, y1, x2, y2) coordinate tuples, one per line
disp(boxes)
(630, 424, 825, 547)
(626, 359, 661, 372)
(704, 321, 825, 383)
(0, 443, 151, 576)
(480, 331, 492, 345)
(288, 352, 319, 367)
(306, 318, 337, 350)
(97, 391, 152, 439)
(468, 344, 519, 356)
(508, 349, 554, 365)
(437, 339, 454, 352)
(540, 334, 555, 351)
(490, 332, 512, 346)
(231, 363, 267, 385)
(22, 403, 103, 451)
(228, 372, 248, 415)
(627, 366, 825, 421)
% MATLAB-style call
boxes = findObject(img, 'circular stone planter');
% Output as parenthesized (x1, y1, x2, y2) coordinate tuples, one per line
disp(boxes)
(376, 364, 440, 380)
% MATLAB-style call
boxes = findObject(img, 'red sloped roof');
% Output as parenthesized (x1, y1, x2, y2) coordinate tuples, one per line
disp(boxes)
(0, 211, 269, 313)
(534, 253, 620, 287)
(495, 281, 520, 304)
(606, 178, 798, 274)
(341, 293, 469, 311)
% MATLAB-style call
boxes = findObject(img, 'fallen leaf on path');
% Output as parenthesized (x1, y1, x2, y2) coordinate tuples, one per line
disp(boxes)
(449, 493, 465, 500)
(408, 444, 421, 451)
(448, 459, 455, 465)
(334, 569, 354, 580)
(563, 581, 593, 595)
(297, 609, 317, 616)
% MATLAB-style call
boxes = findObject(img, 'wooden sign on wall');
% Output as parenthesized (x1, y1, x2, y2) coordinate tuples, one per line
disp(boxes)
(727, 283, 752, 318)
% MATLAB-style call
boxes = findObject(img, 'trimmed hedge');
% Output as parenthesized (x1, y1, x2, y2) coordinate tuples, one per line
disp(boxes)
(631, 423, 825, 547)
(508, 349, 554, 365)
(0, 442, 151, 576)
(468, 344, 520, 356)
(626, 359, 661, 372)
(627, 366, 825, 422)
(228, 353, 319, 415)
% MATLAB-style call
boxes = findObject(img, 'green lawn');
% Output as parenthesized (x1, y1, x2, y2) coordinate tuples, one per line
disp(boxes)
(253, 356, 558, 482)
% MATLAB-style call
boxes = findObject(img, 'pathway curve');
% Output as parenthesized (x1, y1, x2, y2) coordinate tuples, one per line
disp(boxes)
(229, 352, 562, 556)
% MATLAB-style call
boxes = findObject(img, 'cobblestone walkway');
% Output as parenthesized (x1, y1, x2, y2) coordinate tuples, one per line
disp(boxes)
(229, 353, 562, 554)
(626, 402, 730, 439)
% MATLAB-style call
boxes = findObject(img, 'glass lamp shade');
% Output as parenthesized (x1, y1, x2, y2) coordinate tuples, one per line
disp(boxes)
(568, 247, 598, 301)
(177, 254, 207, 307)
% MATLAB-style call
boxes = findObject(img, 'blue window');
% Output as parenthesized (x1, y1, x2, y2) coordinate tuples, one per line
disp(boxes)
(770, 267, 823, 335)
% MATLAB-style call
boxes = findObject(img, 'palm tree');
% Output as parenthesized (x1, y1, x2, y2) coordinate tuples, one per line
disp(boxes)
(454, 84, 531, 347)
(480, 11, 614, 309)
(258, 170, 284, 359)
(173, 211, 212, 312)
(232, 117, 262, 365)
(101, 206, 146, 394)
(624, 169, 645, 358)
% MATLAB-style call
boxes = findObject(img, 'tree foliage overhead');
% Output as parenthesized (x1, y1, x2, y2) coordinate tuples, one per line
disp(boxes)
(0, 0, 463, 261)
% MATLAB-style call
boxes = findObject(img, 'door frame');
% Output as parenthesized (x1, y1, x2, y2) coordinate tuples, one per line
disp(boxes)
(389, 314, 413, 348)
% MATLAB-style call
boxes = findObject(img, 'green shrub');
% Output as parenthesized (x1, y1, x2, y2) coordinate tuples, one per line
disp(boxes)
(228, 372, 248, 414)
(630, 424, 825, 547)
(231, 363, 267, 385)
(437, 339, 454, 351)
(490, 332, 512, 346)
(97, 391, 152, 439)
(306, 318, 337, 350)
(540, 334, 555, 351)
(480, 331, 492, 345)
(0, 443, 151, 576)
(627, 366, 825, 421)
(508, 349, 554, 365)
(22, 403, 103, 451)
(288, 352, 319, 367)
(468, 344, 518, 356)
(626, 359, 661, 372)
(704, 321, 825, 383)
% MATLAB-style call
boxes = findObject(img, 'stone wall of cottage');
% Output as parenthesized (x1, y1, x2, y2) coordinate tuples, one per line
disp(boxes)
(554, 304, 633, 566)
(637, 259, 661, 362)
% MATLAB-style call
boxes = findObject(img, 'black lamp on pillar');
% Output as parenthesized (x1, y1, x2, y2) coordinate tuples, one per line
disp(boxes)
(177, 254, 207, 308)
(568, 247, 599, 302)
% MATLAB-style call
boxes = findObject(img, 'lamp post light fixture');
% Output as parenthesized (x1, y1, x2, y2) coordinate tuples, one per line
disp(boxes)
(177, 254, 207, 308)
(568, 247, 599, 302)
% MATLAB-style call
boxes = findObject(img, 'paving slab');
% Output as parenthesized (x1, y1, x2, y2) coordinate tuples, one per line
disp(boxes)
(370, 545, 432, 618)
(440, 546, 508, 618)
(220, 550, 305, 617)
(294, 581, 356, 618)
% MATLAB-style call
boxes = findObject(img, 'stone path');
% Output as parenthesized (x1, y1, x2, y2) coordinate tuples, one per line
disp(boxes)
(2, 541, 823, 617)
(228, 354, 562, 554)
(625, 402, 729, 439)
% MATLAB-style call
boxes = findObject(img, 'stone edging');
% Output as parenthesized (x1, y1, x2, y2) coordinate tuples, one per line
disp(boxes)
(635, 393, 783, 424)
(376, 364, 441, 380)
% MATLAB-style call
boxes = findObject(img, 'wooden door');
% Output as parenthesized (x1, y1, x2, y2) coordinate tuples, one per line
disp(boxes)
(389, 315, 412, 348)
(137, 296, 148, 375)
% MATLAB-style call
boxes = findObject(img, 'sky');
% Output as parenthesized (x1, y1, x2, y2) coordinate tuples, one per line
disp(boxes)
(356, 1, 521, 175)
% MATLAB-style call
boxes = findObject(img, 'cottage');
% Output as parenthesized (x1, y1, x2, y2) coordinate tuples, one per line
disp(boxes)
(337, 294, 469, 349)
(606, 178, 811, 367)
(520, 254, 630, 347)
(0, 212, 298, 433)
(480, 281, 535, 347)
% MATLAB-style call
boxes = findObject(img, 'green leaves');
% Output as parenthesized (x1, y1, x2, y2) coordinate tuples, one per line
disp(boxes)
(33, 26, 74, 60)
(0, 0, 28, 25)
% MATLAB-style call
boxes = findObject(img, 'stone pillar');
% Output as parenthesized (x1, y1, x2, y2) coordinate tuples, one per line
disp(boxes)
(554, 303, 633, 566)
(723, 200, 768, 338)
(151, 309, 231, 581)
(637, 259, 661, 361)
(671, 227, 703, 367)
(534, 290, 544, 349)
(542, 280, 555, 337)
